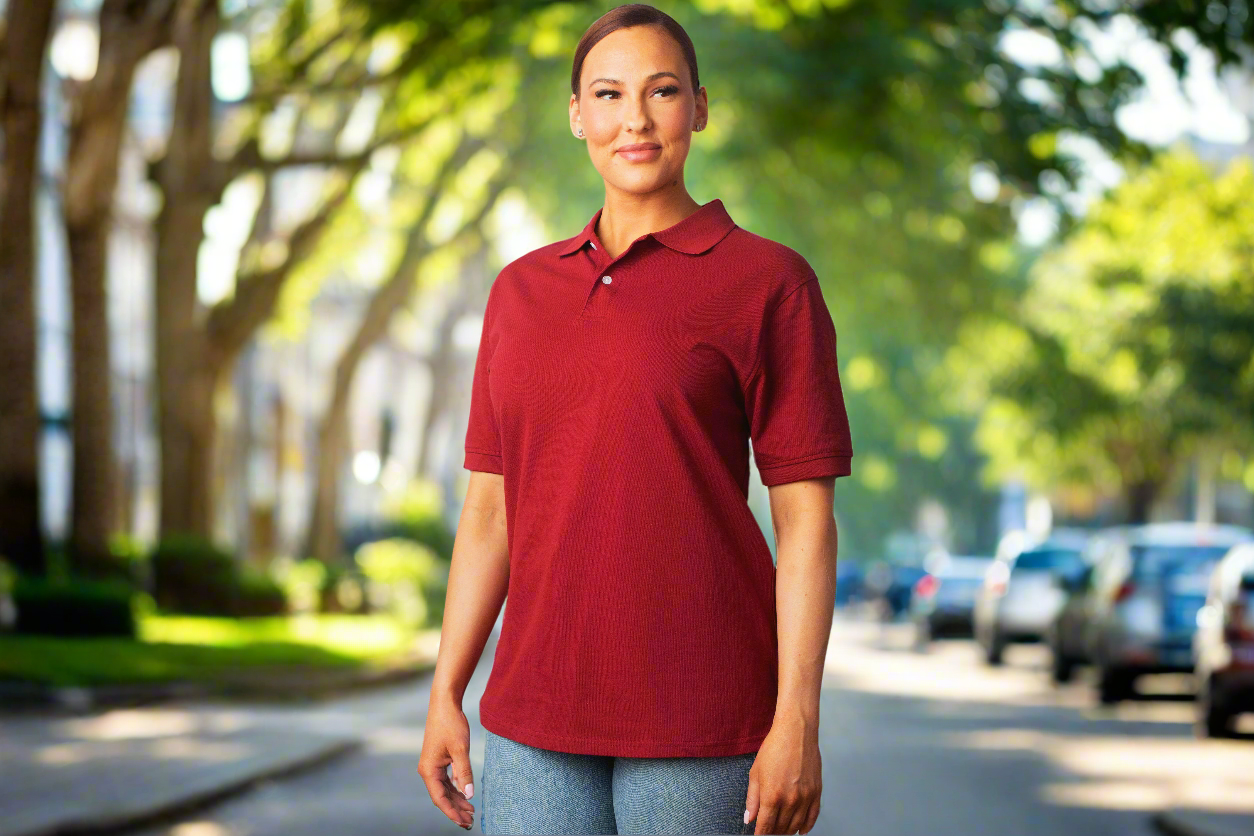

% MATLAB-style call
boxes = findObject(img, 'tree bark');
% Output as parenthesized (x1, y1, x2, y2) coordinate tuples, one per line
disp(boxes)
(67, 220, 121, 574)
(0, 0, 55, 575)
(60, 0, 177, 571)
(154, 0, 220, 539)
(416, 286, 476, 479)
(1124, 479, 1160, 525)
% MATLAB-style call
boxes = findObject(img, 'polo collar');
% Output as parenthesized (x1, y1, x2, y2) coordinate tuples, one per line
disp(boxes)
(557, 199, 736, 257)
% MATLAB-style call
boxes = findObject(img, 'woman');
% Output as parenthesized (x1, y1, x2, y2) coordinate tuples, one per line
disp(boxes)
(418, 4, 853, 834)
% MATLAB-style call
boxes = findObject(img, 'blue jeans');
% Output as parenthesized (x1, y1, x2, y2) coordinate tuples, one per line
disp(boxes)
(480, 729, 759, 834)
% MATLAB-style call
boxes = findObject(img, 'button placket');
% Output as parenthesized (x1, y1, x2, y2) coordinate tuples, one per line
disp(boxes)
(580, 235, 649, 319)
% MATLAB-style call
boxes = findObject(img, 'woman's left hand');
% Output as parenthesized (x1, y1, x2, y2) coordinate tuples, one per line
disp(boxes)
(744, 714, 822, 835)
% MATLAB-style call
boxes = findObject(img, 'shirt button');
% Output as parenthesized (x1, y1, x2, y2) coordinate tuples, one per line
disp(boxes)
(602, 275, 612, 284)
(590, 241, 596, 249)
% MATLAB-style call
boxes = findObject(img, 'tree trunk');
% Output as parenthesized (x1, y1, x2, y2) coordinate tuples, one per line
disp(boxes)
(60, 0, 178, 563)
(0, 0, 55, 575)
(1193, 447, 1217, 525)
(155, 0, 219, 539)
(301, 139, 507, 562)
(67, 220, 119, 575)
(303, 271, 414, 563)
(417, 292, 473, 479)
(1124, 479, 1159, 525)
(306, 376, 352, 563)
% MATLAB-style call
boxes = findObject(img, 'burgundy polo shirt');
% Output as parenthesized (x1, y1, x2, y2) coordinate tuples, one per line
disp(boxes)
(463, 198, 852, 757)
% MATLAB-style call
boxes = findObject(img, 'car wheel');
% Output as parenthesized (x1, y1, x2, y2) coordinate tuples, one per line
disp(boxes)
(1196, 679, 1235, 739)
(1097, 665, 1134, 704)
(1050, 651, 1075, 684)
(913, 622, 931, 653)
(983, 633, 1005, 666)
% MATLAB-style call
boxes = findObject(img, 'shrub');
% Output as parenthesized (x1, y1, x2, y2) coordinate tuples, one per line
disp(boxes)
(233, 569, 289, 617)
(355, 538, 448, 628)
(13, 576, 138, 638)
(346, 479, 456, 560)
(149, 534, 289, 617)
(0, 559, 16, 631)
(150, 534, 237, 615)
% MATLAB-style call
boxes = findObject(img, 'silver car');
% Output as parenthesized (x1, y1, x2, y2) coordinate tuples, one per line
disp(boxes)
(1083, 522, 1253, 704)
(1193, 542, 1254, 737)
(974, 540, 1088, 666)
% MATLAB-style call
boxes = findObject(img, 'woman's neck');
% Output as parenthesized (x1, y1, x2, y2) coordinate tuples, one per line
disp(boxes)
(595, 185, 701, 259)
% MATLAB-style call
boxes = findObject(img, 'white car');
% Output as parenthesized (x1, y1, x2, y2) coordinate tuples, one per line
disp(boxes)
(974, 542, 1087, 666)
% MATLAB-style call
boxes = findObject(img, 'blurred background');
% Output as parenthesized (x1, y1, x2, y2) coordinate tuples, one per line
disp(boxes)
(2, 1, 1254, 835)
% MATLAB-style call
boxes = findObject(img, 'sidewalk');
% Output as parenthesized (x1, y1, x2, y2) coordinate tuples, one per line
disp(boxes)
(0, 674, 435, 836)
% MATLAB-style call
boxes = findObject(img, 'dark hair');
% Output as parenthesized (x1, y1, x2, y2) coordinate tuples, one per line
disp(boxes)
(570, 4, 700, 99)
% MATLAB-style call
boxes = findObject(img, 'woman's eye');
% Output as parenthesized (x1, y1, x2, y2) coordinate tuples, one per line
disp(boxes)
(593, 85, 679, 99)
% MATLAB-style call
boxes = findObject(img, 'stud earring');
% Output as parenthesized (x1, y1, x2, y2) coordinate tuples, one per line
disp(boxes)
(577, 128, 584, 137)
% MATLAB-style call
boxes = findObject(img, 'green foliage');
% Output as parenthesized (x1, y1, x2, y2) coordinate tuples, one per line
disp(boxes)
(381, 479, 455, 558)
(0, 559, 15, 597)
(233, 569, 290, 617)
(272, 557, 368, 614)
(12, 576, 138, 638)
(355, 537, 448, 628)
(150, 534, 288, 618)
(0, 614, 418, 687)
(947, 151, 1254, 520)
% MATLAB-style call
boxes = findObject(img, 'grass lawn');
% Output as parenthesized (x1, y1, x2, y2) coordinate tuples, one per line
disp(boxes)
(0, 614, 428, 687)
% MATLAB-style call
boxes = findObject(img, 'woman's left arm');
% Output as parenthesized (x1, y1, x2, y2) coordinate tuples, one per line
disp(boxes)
(745, 476, 837, 836)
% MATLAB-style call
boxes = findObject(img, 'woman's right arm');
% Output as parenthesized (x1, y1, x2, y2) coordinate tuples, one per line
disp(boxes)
(418, 469, 509, 830)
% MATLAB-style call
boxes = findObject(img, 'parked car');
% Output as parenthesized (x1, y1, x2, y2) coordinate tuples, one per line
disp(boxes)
(1193, 542, 1254, 737)
(835, 562, 865, 607)
(1046, 558, 1097, 683)
(1083, 522, 1253, 704)
(911, 554, 995, 647)
(885, 564, 928, 619)
(974, 541, 1087, 666)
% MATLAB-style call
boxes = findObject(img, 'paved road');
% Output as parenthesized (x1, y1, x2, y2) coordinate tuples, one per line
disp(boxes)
(126, 611, 1254, 836)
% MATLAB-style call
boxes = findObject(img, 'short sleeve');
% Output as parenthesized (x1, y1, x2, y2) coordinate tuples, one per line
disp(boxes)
(744, 276, 853, 486)
(464, 287, 504, 475)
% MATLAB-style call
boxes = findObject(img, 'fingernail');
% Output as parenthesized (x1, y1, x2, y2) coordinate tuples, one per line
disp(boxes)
(744, 809, 751, 824)
(465, 782, 474, 798)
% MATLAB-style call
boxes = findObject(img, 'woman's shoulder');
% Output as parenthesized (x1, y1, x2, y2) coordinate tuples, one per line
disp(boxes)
(719, 226, 819, 300)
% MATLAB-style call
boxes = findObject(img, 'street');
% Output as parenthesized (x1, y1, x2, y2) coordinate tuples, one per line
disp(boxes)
(122, 610, 1254, 836)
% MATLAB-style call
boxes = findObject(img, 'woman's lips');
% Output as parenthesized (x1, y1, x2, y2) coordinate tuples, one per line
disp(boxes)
(617, 144, 661, 162)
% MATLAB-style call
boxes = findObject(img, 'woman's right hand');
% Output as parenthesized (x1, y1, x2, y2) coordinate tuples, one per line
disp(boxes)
(418, 699, 477, 831)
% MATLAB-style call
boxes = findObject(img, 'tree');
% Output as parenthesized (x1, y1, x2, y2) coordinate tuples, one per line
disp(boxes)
(63, 0, 179, 576)
(153, 0, 399, 538)
(0, 0, 56, 576)
(150, 0, 574, 541)
(302, 54, 536, 561)
(948, 151, 1254, 522)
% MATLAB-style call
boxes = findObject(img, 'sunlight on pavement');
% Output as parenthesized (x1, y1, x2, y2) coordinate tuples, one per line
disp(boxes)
(825, 616, 1254, 818)
(365, 725, 425, 755)
(956, 729, 1254, 812)
(35, 738, 253, 765)
(1039, 780, 1168, 810)
(170, 822, 233, 836)
(60, 709, 253, 740)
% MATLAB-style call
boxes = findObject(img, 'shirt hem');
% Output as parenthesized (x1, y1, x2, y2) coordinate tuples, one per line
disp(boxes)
(479, 706, 769, 758)
(464, 448, 504, 474)
(756, 452, 852, 486)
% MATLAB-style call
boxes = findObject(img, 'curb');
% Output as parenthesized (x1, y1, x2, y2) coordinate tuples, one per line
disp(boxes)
(0, 658, 432, 714)
(6, 736, 363, 836)
(1152, 809, 1253, 836)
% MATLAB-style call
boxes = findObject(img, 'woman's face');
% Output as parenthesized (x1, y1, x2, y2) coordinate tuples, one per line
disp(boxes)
(571, 25, 706, 196)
